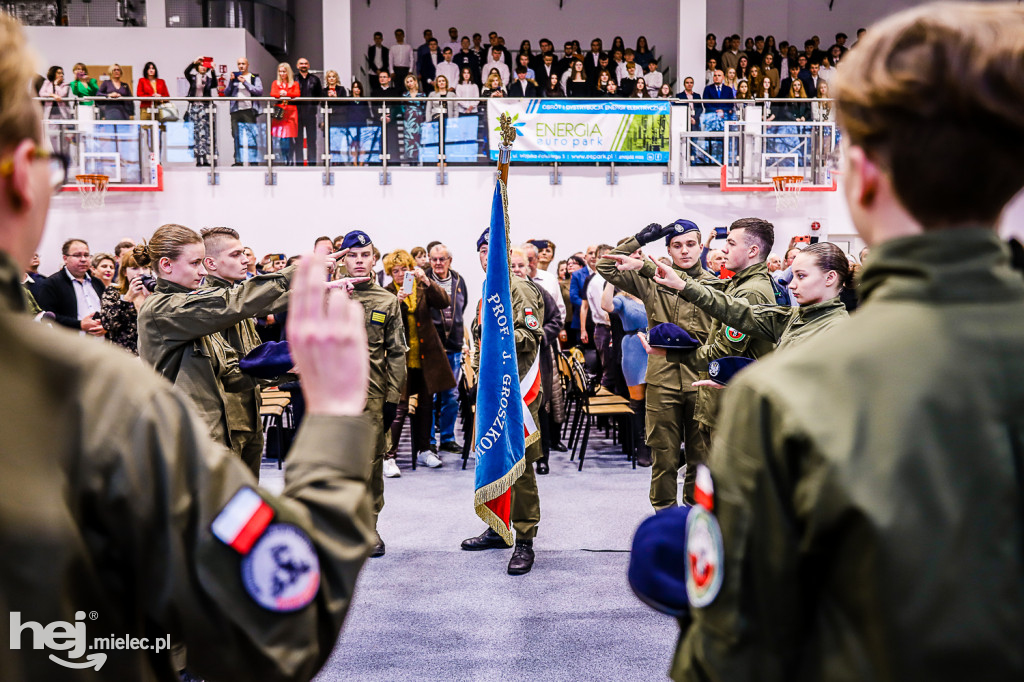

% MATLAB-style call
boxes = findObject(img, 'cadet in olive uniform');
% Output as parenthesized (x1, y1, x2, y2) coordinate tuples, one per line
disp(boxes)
(0, 18, 375, 677)
(201, 226, 283, 474)
(461, 231, 545, 575)
(340, 230, 408, 558)
(136, 225, 297, 451)
(671, 6, 1024, 679)
(598, 221, 718, 510)
(650, 241, 852, 353)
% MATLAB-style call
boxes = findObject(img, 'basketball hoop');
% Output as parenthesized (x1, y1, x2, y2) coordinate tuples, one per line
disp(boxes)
(771, 175, 804, 210)
(75, 174, 109, 209)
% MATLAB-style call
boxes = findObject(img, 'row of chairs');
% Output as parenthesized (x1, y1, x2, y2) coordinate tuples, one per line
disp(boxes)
(259, 388, 293, 469)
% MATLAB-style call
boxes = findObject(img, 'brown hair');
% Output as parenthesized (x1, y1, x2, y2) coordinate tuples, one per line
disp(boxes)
(114, 247, 145, 294)
(90, 252, 115, 270)
(730, 217, 775, 259)
(61, 238, 87, 256)
(799, 242, 855, 290)
(200, 226, 240, 256)
(383, 249, 415, 273)
(410, 246, 426, 259)
(834, 3, 1024, 227)
(133, 224, 202, 269)
(0, 15, 41, 152)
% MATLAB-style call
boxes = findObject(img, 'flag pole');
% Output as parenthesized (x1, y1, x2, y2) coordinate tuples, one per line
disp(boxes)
(496, 112, 516, 185)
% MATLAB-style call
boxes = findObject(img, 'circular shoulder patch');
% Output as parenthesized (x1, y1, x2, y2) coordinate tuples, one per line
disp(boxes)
(685, 507, 724, 608)
(241, 524, 321, 612)
(725, 327, 746, 343)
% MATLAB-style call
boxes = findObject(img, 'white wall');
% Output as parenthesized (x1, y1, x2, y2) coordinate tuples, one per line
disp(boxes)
(347, 0, 681, 88)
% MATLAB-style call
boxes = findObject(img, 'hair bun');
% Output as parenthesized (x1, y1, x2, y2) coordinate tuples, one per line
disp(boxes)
(132, 242, 152, 267)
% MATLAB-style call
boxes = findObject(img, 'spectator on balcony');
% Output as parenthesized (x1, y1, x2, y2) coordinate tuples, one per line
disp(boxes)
(482, 47, 510, 89)
(781, 44, 799, 75)
(747, 65, 762, 93)
(705, 57, 718, 86)
(535, 52, 557, 92)
(634, 36, 654, 70)
(416, 29, 435, 63)
(566, 59, 590, 97)
(324, 73, 358, 164)
(270, 62, 300, 165)
(828, 43, 844, 67)
(224, 57, 263, 167)
(630, 77, 652, 99)
(455, 67, 480, 113)
(390, 28, 414, 83)
(508, 67, 536, 98)
(136, 62, 169, 121)
(721, 36, 741, 72)
(470, 32, 486, 63)
(658, 83, 672, 98)
(542, 72, 565, 98)
(592, 69, 612, 96)
(676, 76, 702, 128)
(184, 57, 217, 167)
(779, 64, 812, 104)
(734, 78, 753, 116)
(706, 33, 721, 69)
(293, 58, 322, 165)
(643, 60, 663, 97)
(427, 75, 458, 118)
(583, 38, 605, 80)
(531, 38, 555, 75)
(615, 48, 638, 84)
(724, 66, 739, 91)
(435, 48, 460, 93)
(619, 61, 642, 97)
(481, 70, 506, 98)
(70, 62, 98, 110)
(519, 39, 534, 59)
(609, 48, 625, 76)
(777, 78, 810, 122)
(444, 26, 461, 55)
(97, 64, 133, 120)
(812, 81, 833, 122)
(367, 31, 390, 77)
(736, 54, 750, 81)
(556, 41, 577, 78)
(763, 34, 781, 65)
(610, 35, 626, 55)
(515, 52, 536, 82)
(453, 37, 479, 81)
(819, 53, 837, 84)
(417, 37, 442, 93)
(702, 69, 734, 117)
(762, 52, 780, 95)
(758, 76, 776, 121)
(606, 81, 620, 97)
(39, 65, 72, 122)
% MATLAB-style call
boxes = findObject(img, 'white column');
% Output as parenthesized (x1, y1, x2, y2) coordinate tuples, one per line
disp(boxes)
(323, 0, 352, 84)
(677, 0, 706, 91)
(147, 0, 167, 27)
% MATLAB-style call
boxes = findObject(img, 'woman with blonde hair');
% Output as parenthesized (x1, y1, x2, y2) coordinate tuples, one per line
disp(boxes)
(812, 80, 833, 121)
(271, 62, 300, 164)
(98, 248, 152, 355)
(427, 74, 457, 120)
(778, 78, 811, 122)
(90, 253, 116, 289)
(382, 249, 455, 474)
(481, 69, 506, 97)
(97, 63, 133, 120)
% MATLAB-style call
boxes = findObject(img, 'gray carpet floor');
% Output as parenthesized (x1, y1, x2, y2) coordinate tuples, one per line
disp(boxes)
(260, 422, 679, 681)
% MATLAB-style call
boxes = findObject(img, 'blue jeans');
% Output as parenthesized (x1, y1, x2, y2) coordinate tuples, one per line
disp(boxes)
(432, 351, 462, 444)
(233, 120, 261, 164)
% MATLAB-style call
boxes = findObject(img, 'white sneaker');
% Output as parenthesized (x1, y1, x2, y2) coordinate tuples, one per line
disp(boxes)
(417, 451, 443, 468)
(383, 458, 401, 478)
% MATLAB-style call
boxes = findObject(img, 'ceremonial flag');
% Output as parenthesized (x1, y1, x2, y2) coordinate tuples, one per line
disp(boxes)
(473, 180, 527, 544)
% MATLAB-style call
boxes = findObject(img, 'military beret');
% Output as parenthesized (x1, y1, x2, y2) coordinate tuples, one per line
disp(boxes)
(339, 230, 372, 250)
(648, 322, 701, 350)
(239, 341, 293, 379)
(628, 506, 692, 617)
(707, 356, 755, 385)
(665, 219, 700, 246)
(477, 228, 489, 251)
(528, 239, 549, 251)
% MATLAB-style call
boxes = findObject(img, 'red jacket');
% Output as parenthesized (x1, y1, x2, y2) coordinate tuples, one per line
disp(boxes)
(136, 77, 170, 104)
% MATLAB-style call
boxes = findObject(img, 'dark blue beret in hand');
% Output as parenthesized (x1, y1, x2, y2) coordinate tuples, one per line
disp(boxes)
(339, 230, 372, 250)
(629, 506, 692, 618)
(240, 341, 293, 379)
(648, 323, 701, 350)
(707, 356, 755, 385)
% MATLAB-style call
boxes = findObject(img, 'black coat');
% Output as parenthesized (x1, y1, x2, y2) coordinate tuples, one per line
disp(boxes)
(367, 44, 390, 75)
(507, 80, 537, 98)
(425, 267, 469, 352)
(35, 269, 106, 330)
(184, 63, 215, 97)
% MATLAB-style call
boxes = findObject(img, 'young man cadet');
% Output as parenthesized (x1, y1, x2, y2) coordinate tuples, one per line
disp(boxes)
(461, 230, 545, 575)
(0, 14, 376, 679)
(341, 230, 407, 558)
(598, 221, 718, 508)
(659, 4, 1024, 679)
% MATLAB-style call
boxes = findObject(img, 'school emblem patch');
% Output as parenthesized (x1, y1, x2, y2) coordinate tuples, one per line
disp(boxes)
(725, 327, 745, 343)
(370, 310, 387, 325)
(524, 307, 540, 330)
(709, 361, 720, 377)
(241, 524, 320, 612)
(685, 506, 724, 608)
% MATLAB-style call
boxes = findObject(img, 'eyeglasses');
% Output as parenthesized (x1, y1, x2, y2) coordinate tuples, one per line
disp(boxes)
(429, 257, 450, 263)
(0, 147, 70, 193)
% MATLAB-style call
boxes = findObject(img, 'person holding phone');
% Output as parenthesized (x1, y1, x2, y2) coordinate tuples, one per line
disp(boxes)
(98, 248, 152, 355)
(184, 56, 217, 166)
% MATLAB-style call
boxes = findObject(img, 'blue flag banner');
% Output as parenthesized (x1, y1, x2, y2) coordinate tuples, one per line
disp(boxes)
(473, 180, 527, 543)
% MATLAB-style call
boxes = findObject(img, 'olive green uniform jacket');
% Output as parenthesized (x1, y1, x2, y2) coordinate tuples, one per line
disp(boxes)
(596, 236, 718, 391)
(0, 253, 374, 681)
(349, 280, 408, 405)
(673, 229, 1024, 681)
(675, 277, 849, 350)
(670, 261, 776, 429)
(138, 268, 293, 449)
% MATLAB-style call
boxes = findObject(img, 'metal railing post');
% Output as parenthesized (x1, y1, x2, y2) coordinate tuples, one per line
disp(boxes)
(322, 103, 334, 186)
(264, 107, 276, 185)
(207, 102, 219, 185)
(379, 100, 391, 186)
(549, 161, 561, 185)
(606, 160, 618, 185)
(436, 103, 447, 185)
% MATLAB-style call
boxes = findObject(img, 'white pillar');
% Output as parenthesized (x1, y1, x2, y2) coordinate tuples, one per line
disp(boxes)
(147, 0, 167, 27)
(323, 0, 352, 84)
(677, 0, 706, 92)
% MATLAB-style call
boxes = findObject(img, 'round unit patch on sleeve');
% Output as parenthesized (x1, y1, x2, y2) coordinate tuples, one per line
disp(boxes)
(524, 307, 540, 330)
(725, 327, 746, 343)
(685, 506, 724, 608)
(241, 524, 321, 612)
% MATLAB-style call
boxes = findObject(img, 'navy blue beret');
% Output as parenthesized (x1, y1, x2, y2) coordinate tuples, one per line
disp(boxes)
(528, 239, 549, 251)
(708, 356, 755, 385)
(648, 322, 701, 350)
(340, 230, 372, 250)
(239, 341, 293, 379)
(477, 228, 489, 251)
(665, 219, 700, 246)
(628, 506, 692, 617)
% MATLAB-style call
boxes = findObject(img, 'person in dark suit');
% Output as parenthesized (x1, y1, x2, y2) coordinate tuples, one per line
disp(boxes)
(35, 238, 107, 335)
(779, 65, 814, 102)
(701, 70, 734, 116)
(556, 41, 578, 78)
(530, 38, 556, 75)
(675, 76, 703, 130)
(367, 31, 390, 77)
(583, 38, 606, 80)
(508, 67, 537, 97)
(534, 52, 557, 90)
(452, 37, 479, 81)
(417, 37, 442, 93)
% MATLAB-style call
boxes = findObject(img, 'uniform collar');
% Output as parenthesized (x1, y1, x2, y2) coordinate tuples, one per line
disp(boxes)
(204, 274, 235, 290)
(729, 260, 769, 285)
(154, 278, 194, 294)
(858, 228, 1024, 305)
(796, 296, 846, 320)
(353, 278, 375, 291)
(0, 251, 27, 313)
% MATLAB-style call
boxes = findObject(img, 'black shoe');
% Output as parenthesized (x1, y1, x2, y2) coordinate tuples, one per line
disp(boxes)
(507, 540, 535, 575)
(536, 460, 549, 475)
(461, 527, 512, 551)
(232, 162, 243, 167)
(438, 440, 463, 453)
(551, 441, 568, 452)
(636, 453, 652, 467)
(371, 535, 385, 558)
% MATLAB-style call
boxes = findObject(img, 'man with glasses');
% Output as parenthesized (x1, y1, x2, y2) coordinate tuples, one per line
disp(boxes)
(426, 243, 468, 453)
(35, 237, 107, 336)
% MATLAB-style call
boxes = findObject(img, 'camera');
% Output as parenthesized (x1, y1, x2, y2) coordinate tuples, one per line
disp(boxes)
(140, 274, 157, 292)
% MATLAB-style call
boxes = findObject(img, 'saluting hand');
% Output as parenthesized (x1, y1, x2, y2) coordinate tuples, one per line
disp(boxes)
(648, 255, 686, 291)
(288, 254, 369, 416)
(327, 276, 370, 294)
(601, 253, 644, 272)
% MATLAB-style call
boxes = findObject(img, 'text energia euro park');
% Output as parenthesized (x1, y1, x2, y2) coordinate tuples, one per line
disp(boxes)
(535, 121, 604, 147)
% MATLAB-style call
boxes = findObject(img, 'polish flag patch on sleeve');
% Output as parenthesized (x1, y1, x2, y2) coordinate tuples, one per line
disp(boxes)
(694, 464, 715, 511)
(212, 486, 276, 555)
